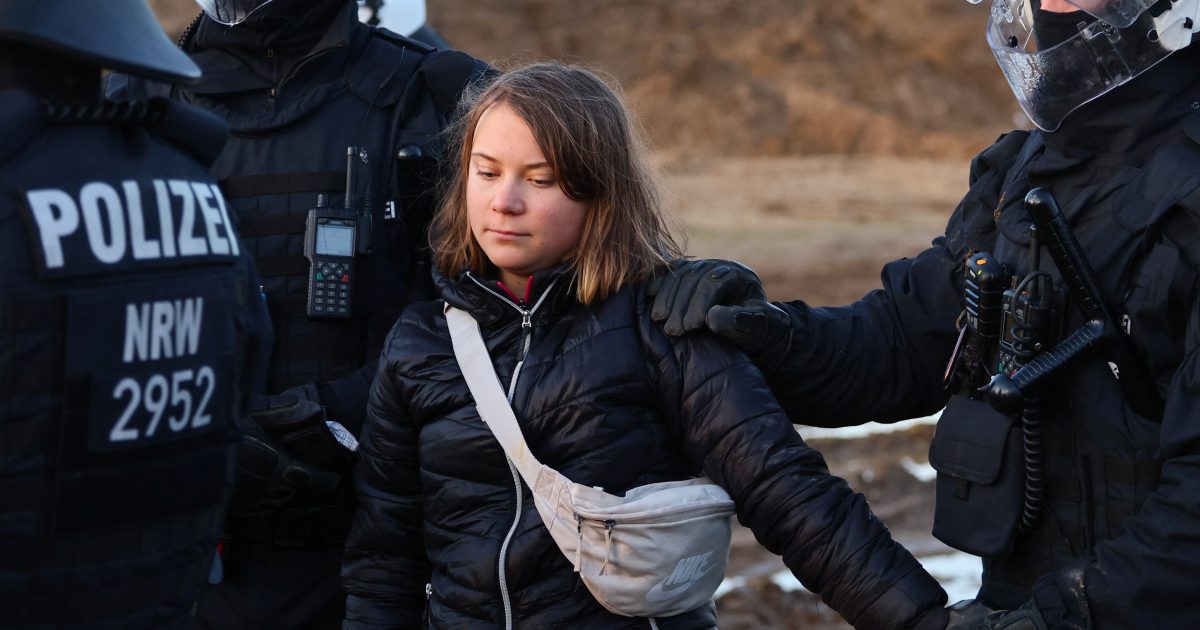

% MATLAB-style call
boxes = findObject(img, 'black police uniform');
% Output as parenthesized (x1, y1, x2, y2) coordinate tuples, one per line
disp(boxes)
(112, 1, 488, 626)
(0, 90, 271, 627)
(747, 45, 1200, 627)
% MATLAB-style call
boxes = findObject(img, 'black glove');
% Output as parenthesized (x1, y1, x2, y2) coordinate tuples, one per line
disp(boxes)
(246, 388, 355, 474)
(231, 414, 341, 518)
(648, 259, 765, 336)
(230, 389, 355, 518)
(705, 298, 794, 367)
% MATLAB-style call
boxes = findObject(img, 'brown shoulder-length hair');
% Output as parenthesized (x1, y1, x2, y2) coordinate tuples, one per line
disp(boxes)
(430, 60, 681, 305)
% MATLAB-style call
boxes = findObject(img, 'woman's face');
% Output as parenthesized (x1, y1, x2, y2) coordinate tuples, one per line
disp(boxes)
(466, 102, 589, 294)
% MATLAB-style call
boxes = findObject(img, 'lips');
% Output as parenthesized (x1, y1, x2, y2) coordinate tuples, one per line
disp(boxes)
(487, 228, 529, 239)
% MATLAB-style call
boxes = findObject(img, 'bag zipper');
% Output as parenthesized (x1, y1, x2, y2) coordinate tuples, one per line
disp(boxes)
(573, 500, 734, 525)
(463, 273, 557, 630)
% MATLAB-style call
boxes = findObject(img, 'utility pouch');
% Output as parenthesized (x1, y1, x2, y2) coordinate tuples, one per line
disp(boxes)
(929, 395, 1024, 556)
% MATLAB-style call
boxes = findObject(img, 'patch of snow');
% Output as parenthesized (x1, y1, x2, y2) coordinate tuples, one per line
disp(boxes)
(900, 456, 937, 482)
(799, 411, 941, 441)
(714, 575, 746, 599)
(920, 551, 982, 604)
(768, 569, 808, 593)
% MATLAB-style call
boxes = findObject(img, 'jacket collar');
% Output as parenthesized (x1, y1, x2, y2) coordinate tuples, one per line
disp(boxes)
(184, 0, 354, 95)
(439, 264, 578, 328)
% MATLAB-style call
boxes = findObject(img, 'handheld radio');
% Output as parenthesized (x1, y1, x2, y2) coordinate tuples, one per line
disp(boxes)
(945, 252, 1007, 390)
(304, 148, 361, 318)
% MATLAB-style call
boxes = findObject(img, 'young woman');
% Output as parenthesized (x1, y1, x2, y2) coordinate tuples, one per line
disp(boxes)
(342, 61, 949, 629)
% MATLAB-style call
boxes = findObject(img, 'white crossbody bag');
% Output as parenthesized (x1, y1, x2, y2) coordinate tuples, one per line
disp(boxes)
(445, 305, 736, 618)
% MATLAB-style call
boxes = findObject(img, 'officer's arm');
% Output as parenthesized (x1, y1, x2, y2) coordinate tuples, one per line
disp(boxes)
(342, 331, 430, 628)
(1024, 294, 1200, 628)
(756, 238, 962, 426)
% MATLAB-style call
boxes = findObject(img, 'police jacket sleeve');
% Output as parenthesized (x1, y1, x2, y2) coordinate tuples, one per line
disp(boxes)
(641, 310, 948, 629)
(316, 363, 375, 433)
(752, 133, 1033, 427)
(757, 225, 965, 427)
(1027, 294, 1200, 628)
(342, 328, 430, 628)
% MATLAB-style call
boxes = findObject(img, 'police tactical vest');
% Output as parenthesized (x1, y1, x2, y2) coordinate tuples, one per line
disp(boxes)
(176, 24, 481, 429)
(930, 120, 1200, 608)
(0, 90, 269, 627)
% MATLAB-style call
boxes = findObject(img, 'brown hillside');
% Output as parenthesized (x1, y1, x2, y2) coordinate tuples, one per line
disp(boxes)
(150, 0, 1022, 160)
(427, 0, 1020, 159)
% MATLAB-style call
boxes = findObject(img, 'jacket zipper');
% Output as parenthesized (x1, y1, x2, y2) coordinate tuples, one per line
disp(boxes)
(464, 273, 557, 630)
(176, 12, 203, 47)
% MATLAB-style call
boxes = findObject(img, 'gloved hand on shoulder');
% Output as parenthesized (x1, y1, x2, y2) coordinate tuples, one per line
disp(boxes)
(648, 258, 766, 335)
(648, 259, 793, 368)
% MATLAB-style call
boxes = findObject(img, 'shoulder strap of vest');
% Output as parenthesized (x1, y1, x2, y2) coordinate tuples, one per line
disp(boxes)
(347, 27, 432, 108)
(366, 25, 436, 53)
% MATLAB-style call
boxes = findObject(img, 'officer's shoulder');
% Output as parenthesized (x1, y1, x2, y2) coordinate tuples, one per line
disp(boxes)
(146, 98, 230, 168)
(0, 89, 44, 166)
(346, 26, 434, 107)
(366, 25, 438, 54)
(352, 25, 489, 112)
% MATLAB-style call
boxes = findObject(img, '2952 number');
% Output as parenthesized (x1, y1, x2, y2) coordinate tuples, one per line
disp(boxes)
(109, 366, 216, 443)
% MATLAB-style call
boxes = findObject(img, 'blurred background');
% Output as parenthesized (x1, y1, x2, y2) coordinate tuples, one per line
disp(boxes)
(150, 1, 1022, 626)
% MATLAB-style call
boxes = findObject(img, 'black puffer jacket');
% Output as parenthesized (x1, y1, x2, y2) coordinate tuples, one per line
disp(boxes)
(343, 266, 947, 629)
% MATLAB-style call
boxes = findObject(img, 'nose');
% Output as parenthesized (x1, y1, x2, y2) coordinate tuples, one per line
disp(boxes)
(491, 178, 525, 214)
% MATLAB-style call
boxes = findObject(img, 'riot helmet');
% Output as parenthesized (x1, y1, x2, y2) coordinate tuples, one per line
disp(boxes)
(975, 0, 1200, 131)
(0, 0, 200, 84)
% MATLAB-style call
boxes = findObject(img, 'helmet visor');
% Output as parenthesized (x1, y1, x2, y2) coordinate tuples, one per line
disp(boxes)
(195, 0, 277, 26)
(1064, 0, 1156, 28)
(987, 0, 1170, 130)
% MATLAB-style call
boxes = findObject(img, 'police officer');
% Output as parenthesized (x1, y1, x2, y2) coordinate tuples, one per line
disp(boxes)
(652, 0, 1200, 627)
(111, 0, 489, 626)
(0, 1, 272, 627)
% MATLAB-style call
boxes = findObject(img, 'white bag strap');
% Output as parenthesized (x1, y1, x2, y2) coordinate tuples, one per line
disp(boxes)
(445, 304, 547, 486)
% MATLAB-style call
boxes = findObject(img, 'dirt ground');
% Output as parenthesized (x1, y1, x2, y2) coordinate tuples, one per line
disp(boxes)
(144, 2, 998, 626)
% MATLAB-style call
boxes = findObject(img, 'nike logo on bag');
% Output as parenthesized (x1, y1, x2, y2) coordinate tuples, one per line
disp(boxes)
(644, 551, 715, 603)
